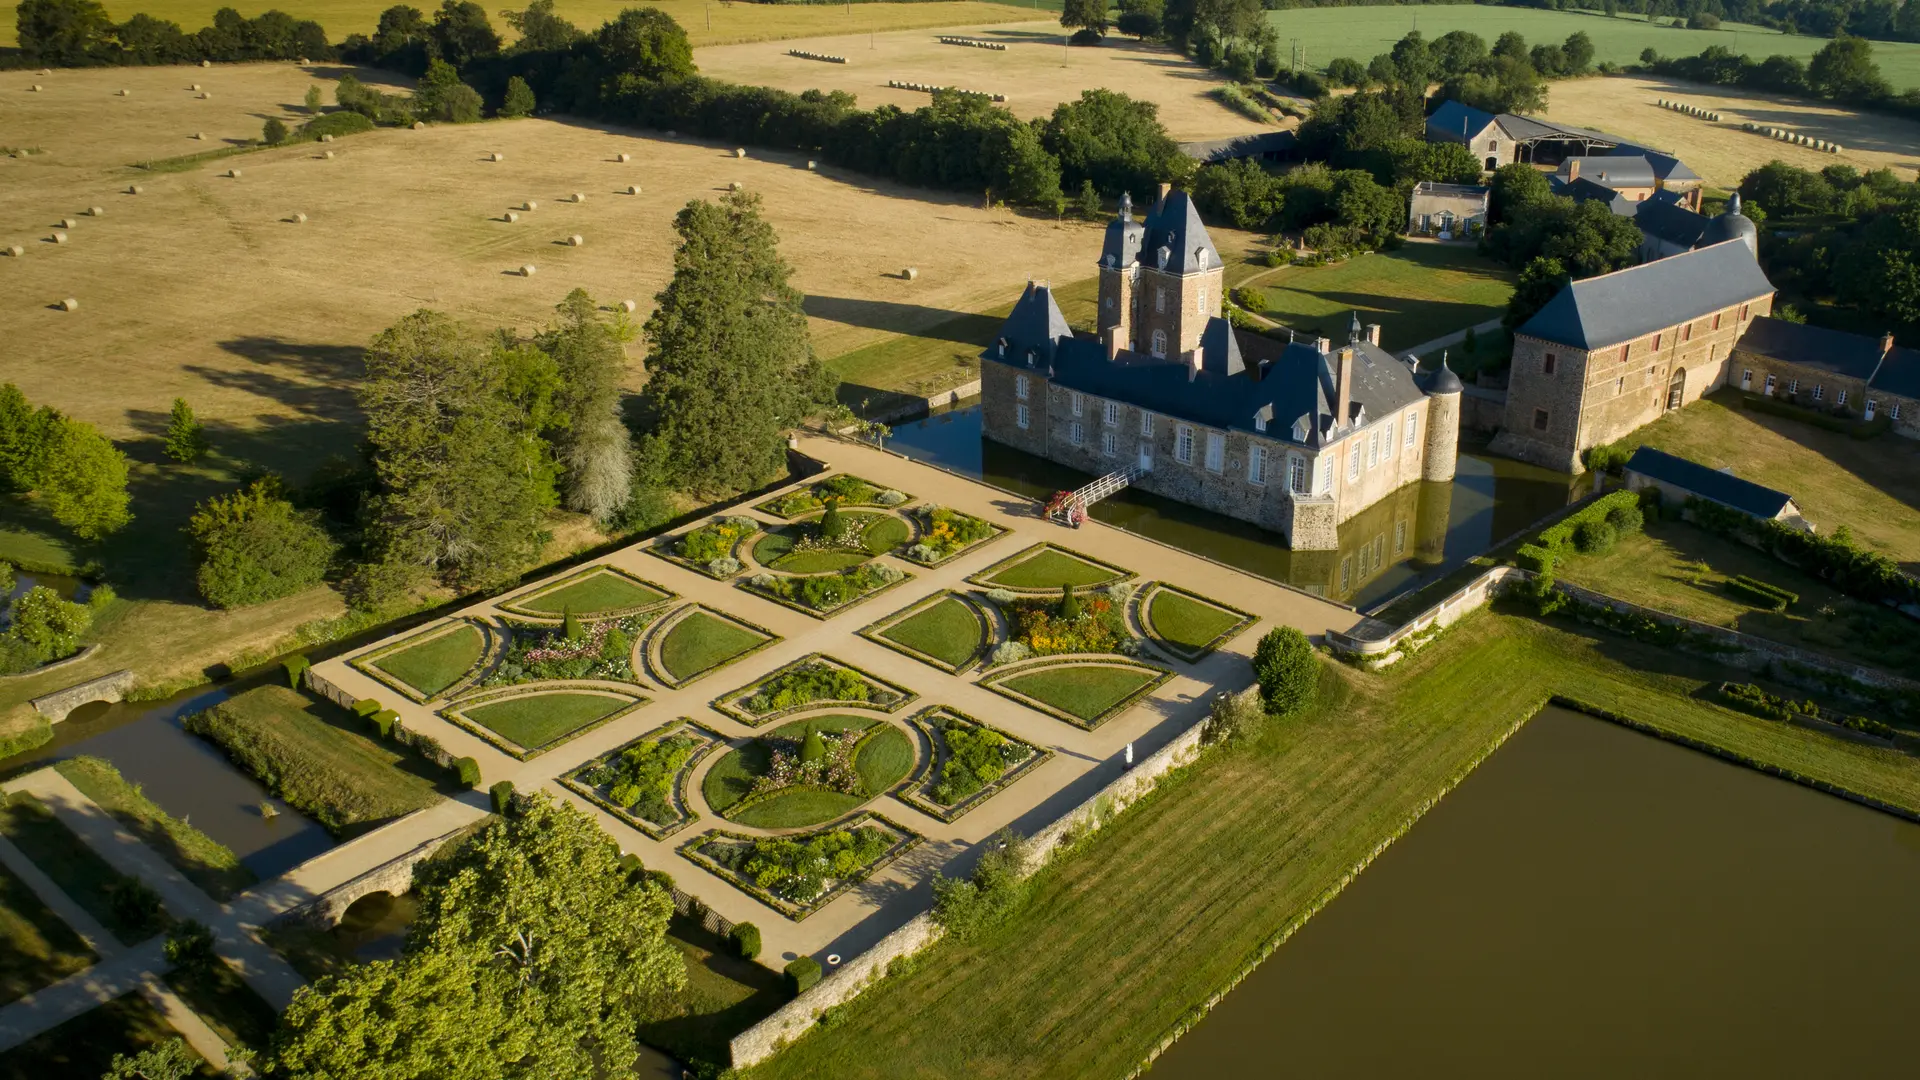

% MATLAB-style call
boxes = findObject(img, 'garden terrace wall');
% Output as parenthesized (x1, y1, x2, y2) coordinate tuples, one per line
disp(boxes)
(1327, 566, 1526, 666)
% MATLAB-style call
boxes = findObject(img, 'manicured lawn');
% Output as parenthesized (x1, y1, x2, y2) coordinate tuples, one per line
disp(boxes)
(461, 692, 630, 751)
(1621, 390, 1920, 565)
(750, 611, 1920, 1080)
(181, 686, 443, 839)
(54, 756, 256, 902)
(985, 548, 1126, 591)
(752, 529, 870, 574)
(854, 725, 916, 795)
(1555, 518, 1920, 683)
(703, 716, 878, 825)
(518, 571, 666, 616)
(1146, 588, 1249, 658)
(0, 858, 95, 1008)
(1251, 243, 1514, 350)
(370, 624, 485, 698)
(879, 596, 984, 670)
(659, 612, 770, 684)
(0, 792, 162, 944)
(165, 957, 280, 1057)
(729, 788, 867, 830)
(636, 914, 787, 1069)
(998, 665, 1162, 724)
(0, 991, 214, 1079)
(860, 514, 911, 554)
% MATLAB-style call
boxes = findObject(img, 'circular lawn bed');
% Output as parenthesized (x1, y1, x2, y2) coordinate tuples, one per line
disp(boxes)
(702, 715, 915, 829)
(751, 512, 909, 574)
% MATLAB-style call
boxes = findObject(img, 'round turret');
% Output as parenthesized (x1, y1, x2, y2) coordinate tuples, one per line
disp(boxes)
(1429, 355, 1464, 396)
(1422, 356, 1462, 483)
(1100, 191, 1145, 268)
(1701, 191, 1758, 255)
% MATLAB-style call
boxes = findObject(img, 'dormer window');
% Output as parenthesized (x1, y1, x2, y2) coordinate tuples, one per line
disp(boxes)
(1196, 249, 1209, 270)
(1292, 418, 1309, 442)
(1254, 414, 1266, 433)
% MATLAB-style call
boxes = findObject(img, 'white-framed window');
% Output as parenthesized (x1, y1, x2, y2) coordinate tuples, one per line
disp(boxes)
(1197, 249, 1210, 269)
(1318, 456, 1334, 493)
(1838, 389, 1849, 407)
(1197, 286, 1208, 315)
(1014, 374, 1029, 400)
(1204, 431, 1225, 473)
(1254, 414, 1267, 433)
(1070, 391, 1084, 416)
(1405, 410, 1418, 447)
(1348, 445, 1360, 482)
(1249, 445, 1268, 485)
(1787, 378, 1799, 394)
(1865, 397, 1878, 420)
(1812, 384, 1824, 402)
(1150, 330, 1167, 359)
(1291, 454, 1310, 494)
(1155, 287, 1166, 314)
(1069, 420, 1083, 446)
(1394, 520, 1407, 555)
(1764, 373, 1776, 395)
(1893, 402, 1904, 420)
(1101, 431, 1117, 456)
(1103, 400, 1119, 426)
(1339, 556, 1352, 593)
(1174, 424, 1194, 464)
(1015, 403, 1029, 429)
(1367, 430, 1379, 469)
(1741, 368, 1752, 390)
(1383, 421, 1395, 460)
(1141, 411, 1155, 437)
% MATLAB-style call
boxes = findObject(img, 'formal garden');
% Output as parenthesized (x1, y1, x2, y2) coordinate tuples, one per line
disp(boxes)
(480, 613, 651, 688)
(680, 813, 921, 920)
(439, 686, 648, 760)
(356, 620, 492, 701)
(1136, 583, 1257, 662)
(982, 659, 1174, 730)
(969, 543, 1132, 593)
(497, 566, 675, 621)
(713, 655, 915, 727)
(739, 500, 917, 617)
(860, 591, 990, 674)
(900, 505, 1005, 567)
(562, 719, 723, 839)
(897, 707, 1049, 823)
(643, 605, 781, 688)
(756, 474, 910, 518)
(654, 516, 762, 580)
(700, 715, 918, 830)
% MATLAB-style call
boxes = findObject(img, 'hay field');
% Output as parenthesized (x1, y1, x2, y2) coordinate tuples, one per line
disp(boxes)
(1265, 5, 1920, 91)
(696, 22, 1273, 141)
(0, 61, 1104, 453)
(1544, 74, 1920, 185)
(0, 0, 1044, 49)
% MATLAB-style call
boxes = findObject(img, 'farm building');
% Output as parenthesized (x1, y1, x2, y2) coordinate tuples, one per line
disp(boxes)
(1424, 100, 1631, 169)
(1407, 182, 1489, 238)
(1728, 316, 1920, 439)
(1622, 446, 1811, 530)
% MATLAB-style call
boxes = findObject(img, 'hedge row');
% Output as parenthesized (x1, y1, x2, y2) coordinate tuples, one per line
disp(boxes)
(1514, 490, 1647, 574)
(349, 696, 476, 786)
(1739, 393, 1892, 439)
(1717, 682, 1896, 740)
(1685, 497, 1920, 608)
(1725, 575, 1798, 612)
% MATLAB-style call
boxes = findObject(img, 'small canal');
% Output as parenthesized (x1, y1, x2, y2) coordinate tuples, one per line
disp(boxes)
(1148, 706, 1920, 1078)
(883, 403, 1578, 611)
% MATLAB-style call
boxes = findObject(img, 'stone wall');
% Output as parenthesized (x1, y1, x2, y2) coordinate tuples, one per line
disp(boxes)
(273, 827, 465, 928)
(30, 665, 133, 721)
(1327, 565, 1526, 664)
(1460, 386, 1507, 432)
(978, 360, 1048, 458)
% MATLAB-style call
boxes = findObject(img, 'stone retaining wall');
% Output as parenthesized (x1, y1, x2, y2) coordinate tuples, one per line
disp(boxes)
(272, 827, 465, 928)
(1328, 566, 1525, 665)
(30, 664, 133, 720)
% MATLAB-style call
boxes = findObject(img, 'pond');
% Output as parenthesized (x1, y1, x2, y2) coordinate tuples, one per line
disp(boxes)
(1148, 706, 1920, 1078)
(882, 403, 1577, 611)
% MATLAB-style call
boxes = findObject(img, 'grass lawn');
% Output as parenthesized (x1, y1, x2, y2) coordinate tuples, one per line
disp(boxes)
(729, 788, 868, 830)
(1252, 243, 1513, 349)
(1263, 5, 1920, 90)
(997, 665, 1162, 724)
(165, 957, 280, 1057)
(517, 571, 667, 616)
(637, 914, 787, 1070)
(370, 624, 485, 699)
(855, 725, 916, 795)
(658, 611, 770, 685)
(704, 716, 876, 820)
(879, 596, 984, 669)
(460, 692, 630, 752)
(1145, 588, 1250, 658)
(0, 857, 95, 1008)
(0, 991, 214, 1079)
(984, 547, 1127, 591)
(1621, 390, 1920, 566)
(181, 686, 443, 838)
(0, 792, 163, 945)
(54, 756, 256, 902)
(747, 610, 1920, 1080)
(861, 514, 911, 554)
(1552, 518, 1920, 683)
(752, 529, 869, 574)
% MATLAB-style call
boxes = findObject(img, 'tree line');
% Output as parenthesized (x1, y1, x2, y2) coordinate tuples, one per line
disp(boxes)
(1642, 34, 1920, 122)
(1738, 159, 1920, 328)
(12, 0, 328, 67)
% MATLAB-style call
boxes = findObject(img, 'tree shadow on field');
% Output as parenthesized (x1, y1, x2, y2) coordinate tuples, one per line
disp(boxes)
(192, 337, 364, 424)
(803, 296, 994, 338)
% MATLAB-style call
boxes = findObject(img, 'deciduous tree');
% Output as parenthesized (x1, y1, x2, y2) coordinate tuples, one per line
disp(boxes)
(187, 477, 337, 608)
(35, 417, 131, 540)
(1061, 0, 1108, 37)
(1043, 88, 1189, 199)
(541, 289, 633, 522)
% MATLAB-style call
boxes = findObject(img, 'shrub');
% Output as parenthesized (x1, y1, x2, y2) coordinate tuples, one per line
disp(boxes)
(87, 583, 116, 609)
(5, 585, 90, 664)
(298, 110, 375, 141)
(1203, 689, 1265, 744)
(875, 489, 908, 506)
(454, 756, 481, 789)
(932, 828, 1029, 939)
(1069, 27, 1102, 45)
(369, 710, 399, 739)
(1583, 441, 1633, 474)
(1725, 575, 1799, 612)
(187, 478, 337, 609)
(1604, 502, 1644, 535)
(282, 654, 310, 689)
(351, 698, 382, 718)
(786, 956, 822, 993)
(800, 724, 826, 764)
(1515, 490, 1645, 574)
(1252, 626, 1317, 719)
(501, 75, 536, 119)
(165, 920, 218, 975)
(109, 878, 164, 936)
(706, 556, 741, 577)
(817, 502, 845, 543)
(1839, 714, 1896, 740)
(562, 608, 584, 641)
(1571, 518, 1616, 555)
(1230, 286, 1268, 313)
(1058, 583, 1082, 620)
(990, 640, 1031, 665)
(489, 780, 515, 815)
(984, 588, 1016, 606)
(731, 921, 761, 960)
(263, 117, 289, 145)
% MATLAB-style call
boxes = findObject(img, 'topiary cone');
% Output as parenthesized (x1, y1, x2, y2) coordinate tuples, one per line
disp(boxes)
(563, 607, 583, 641)
(1060, 582, 1082, 620)
(801, 723, 826, 764)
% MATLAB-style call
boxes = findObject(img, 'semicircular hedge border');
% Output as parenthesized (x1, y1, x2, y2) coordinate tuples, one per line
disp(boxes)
(711, 652, 919, 727)
(353, 619, 497, 703)
(980, 658, 1172, 731)
(1136, 582, 1258, 663)
(438, 684, 648, 760)
(678, 811, 922, 921)
(966, 542, 1134, 594)
(498, 565, 677, 621)
(559, 717, 724, 840)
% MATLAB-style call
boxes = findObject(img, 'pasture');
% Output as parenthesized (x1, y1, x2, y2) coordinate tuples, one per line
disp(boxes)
(1266, 5, 1920, 91)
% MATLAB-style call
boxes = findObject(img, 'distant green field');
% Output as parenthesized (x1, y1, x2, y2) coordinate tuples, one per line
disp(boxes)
(1268, 5, 1920, 92)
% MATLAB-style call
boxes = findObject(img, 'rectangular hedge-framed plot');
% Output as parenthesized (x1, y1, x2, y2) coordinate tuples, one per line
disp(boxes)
(967, 542, 1134, 594)
(351, 619, 495, 703)
(756, 473, 913, 519)
(438, 684, 649, 760)
(896, 706, 1052, 823)
(644, 516, 762, 580)
(896, 504, 1010, 568)
(980, 658, 1173, 731)
(859, 590, 991, 675)
(678, 811, 922, 921)
(642, 604, 782, 689)
(559, 717, 724, 841)
(737, 563, 916, 621)
(1135, 581, 1258, 663)
(710, 652, 918, 727)
(498, 565, 677, 621)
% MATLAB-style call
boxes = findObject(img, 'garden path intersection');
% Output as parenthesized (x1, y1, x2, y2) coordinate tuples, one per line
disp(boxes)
(312, 435, 1360, 968)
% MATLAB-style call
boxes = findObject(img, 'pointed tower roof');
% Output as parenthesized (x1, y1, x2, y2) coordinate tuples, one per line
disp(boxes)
(983, 281, 1072, 367)
(1140, 189, 1220, 275)
(1100, 191, 1146, 269)
(1428, 354, 1464, 395)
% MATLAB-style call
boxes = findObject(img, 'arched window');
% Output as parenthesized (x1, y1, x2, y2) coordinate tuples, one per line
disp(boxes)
(1150, 329, 1167, 358)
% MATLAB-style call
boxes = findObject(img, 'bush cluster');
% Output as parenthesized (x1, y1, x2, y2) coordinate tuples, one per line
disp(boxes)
(906, 505, 995, 564)
(734, 825, 893, 904)
(744, 661, 882, 715)
(928, 720, 1027, 806)
(932, 828, 1029, 939)
(1684, 498, 1920, 608)
(1725, 575, 1799, 613)
(1252, 627, 1317, 720)
(1515, 491, 1648, 574)
(675, 517, 755, 565)
(579, 733, 697, 824)
(0, 585, 93, 675)
(1717, 681, 1893, 739)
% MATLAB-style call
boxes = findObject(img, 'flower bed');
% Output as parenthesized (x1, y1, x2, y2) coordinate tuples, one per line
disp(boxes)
(982, 658, 1173, 730)
(897, 707, 1049, 823)
(901, 505, 1004, 566)
(352, 620, 491, 702)
(750, 511, 909, 574)
(968, 542, 1132, 593)
(702, 715, 916, 828)
(498, 566, 675, 620)
(679, 813, 920, 920)
(648, 516, 760, 579)
(860, 591, 989, 674)
(1138, 583, 1257, 662)
(560, 719, 720, 840)
(741, 562, 912, 619)
(1000, 582, 1142, 659)
(481, 614, 651, 687)
(713, 654, 916, 726)
(756, 474, 910, 519)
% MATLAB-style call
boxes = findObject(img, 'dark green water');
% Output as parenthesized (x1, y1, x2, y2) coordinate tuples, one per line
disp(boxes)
(884, 404, 1577, 610)
(1148, 707, 1920, 1078)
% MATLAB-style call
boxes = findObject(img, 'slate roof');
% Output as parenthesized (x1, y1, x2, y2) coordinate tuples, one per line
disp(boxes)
(1635, 198, 1710, 248)
(1426, 100, 1498, 144)
(1625, 447, 1794, 519)
(1870, 345, 1920, 399)
(1411, 181, 1490, 203)
(1733, 316, 1887, 381)
(1517, 241, 1775, 351)
(1137, 189, 1219, 275)
(1554, 175, 1637, 215)
(1562, 156, 1658, 188)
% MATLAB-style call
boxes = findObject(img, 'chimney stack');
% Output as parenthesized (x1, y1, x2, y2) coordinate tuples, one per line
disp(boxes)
(1188, 345, 1204, 381)
(1882, 331, 1896, 356)
(1157, 182, 1172, 204)
(1315, 336, 1331, 354)
(1103, 326, 1121, 362)
(1567, 159, 1580, 182)
(1335, 347, 1354, 431)
(1366, 323, 1382, 346)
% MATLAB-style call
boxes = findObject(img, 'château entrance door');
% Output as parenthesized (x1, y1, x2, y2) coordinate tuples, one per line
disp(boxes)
(1666, 367, 1687, 410)
(1138, 443, 1154, 472)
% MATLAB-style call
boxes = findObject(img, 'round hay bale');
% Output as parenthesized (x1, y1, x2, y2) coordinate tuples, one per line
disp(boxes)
(567, 234, 584, 246)
(619, 299, 637, 313)
(201, 60, 210, 68)
(127, 184, 142, 194)
(116, 89, 130, 96)
(807, 160, 817, 170)
(38, 68, 50, 75)
(319, 133, 333, 142)
(193, 132, 205, 140)
(734, 147, 746, 158)
(198, 91, 210, 100)
(5, 246, 22, 257)
(29, 84, 41, 92)
(51, 232, 66, 244)
(626, 184, 641, 195)
(293, 212, 307, 223)
(322, 150, 334, 159)
(505, 211, 519, 222)
(412, 121, 426, 130)
(227, 168, 241, 178)
(490, 151, 504, 161)
(87, 206, 102, 217)
(190, 83, 200, 91)
(59, 217, 75, 228)
(730, 181, 744, 191)
(523, 200, 538, 211)
(59, 298, 78, 311)
(616, 152, 630, 162)
(520, 264, 536, 276)
(571, 192, 585, 202)
(904, 267, 918, 280)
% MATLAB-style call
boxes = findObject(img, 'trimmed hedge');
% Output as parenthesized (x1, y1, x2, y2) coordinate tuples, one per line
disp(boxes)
(1725, 575, 1798, 612)
(786, 956, 821, 994)
(282, 654, 311, 689)
(489, 780, 515, 815)
(369, 710, 399, 739)
(454, 756, 481, 789)
(297, 111, 376, 141)
(1515, 490, 1646, 574)
(731, 922, 761, 960)
(1716, 682, 1895, 740)
(1685, 497, 1920, 608)
(351, 698, 382, 718)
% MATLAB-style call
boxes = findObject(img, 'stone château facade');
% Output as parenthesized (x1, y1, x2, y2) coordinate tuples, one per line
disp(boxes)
(979, 188, 1462, 551)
